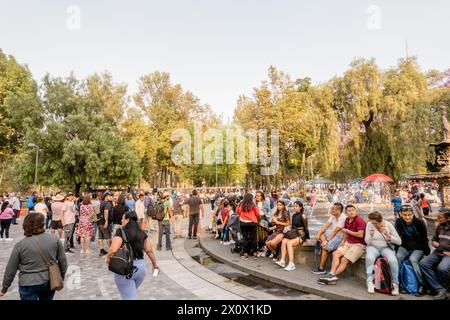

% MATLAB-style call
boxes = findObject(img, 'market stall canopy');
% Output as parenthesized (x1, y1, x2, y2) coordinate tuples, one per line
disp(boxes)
(363, 173, 394, 183)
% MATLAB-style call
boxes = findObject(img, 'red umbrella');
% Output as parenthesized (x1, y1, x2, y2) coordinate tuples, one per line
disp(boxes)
(363, 173, 394, 183)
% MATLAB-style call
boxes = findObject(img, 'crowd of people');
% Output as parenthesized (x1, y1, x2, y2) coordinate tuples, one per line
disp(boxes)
(0, 186, 448, 300)
(207, 190, 449, 300)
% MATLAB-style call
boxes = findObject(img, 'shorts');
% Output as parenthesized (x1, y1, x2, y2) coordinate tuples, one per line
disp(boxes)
(98, 224, 113, 240)
(51, 220, 63, 230)
(336, 241, 365, 263)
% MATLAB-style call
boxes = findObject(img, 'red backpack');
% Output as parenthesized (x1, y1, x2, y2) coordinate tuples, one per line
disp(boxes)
(373, 257, 393, 294)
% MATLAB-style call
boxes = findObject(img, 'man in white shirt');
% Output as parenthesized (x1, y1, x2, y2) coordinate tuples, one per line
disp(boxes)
(135, 193, 146, 230)
(311, 202, 347, 274)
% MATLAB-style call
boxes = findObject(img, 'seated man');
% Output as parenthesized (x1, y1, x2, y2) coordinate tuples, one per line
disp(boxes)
(318, 204, 366, 285)
(395, 205, 430, 296)
(419, 208, 450, 300)
(311, 203, 346, 274)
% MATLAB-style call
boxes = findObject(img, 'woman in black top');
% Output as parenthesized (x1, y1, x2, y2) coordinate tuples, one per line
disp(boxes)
(111, 194, 128, 234)
(276, 201, 309, 271)
(107, 211, 159, 300)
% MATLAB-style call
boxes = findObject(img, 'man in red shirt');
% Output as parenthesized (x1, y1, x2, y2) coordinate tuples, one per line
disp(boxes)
(318, 204, 366, 284)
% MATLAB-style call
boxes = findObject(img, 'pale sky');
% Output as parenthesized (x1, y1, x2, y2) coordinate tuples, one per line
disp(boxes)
(1, 0, 449, 120)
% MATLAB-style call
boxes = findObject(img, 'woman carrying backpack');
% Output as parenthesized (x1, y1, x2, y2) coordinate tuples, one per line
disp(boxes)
(365, 211, 402, 295)
(107, 211, 159, 300)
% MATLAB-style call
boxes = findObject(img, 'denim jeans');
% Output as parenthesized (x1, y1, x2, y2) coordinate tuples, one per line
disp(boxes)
(114, 259, 147, 300)
(12, 209, 19, 224)
(19, 283, 55, 300)
(419, 252, 450, 293)
(221, 225, 230, 242)
(157, 221, 171, 249)
(64, 223, 75, 251)
(366, 245, 399, 284)
(188, 214, 200, 238)
(396, 247, 424, 285)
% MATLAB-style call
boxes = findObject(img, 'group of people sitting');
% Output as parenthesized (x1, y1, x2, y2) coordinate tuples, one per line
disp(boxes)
(211, 192, 450, 300)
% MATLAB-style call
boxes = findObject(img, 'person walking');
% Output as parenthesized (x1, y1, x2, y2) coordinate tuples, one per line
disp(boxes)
(50, 195, 65, 238)
(44, 197, 52, 230)
(172, 194, 185, 239)
(76, 195, 95, 254)
(0, 212, 67, 300)
(112, 194, 129, 236)
(98, 191, 114, 256)
(135, 193, 147, 231)
(9, 193, 20, 225)
(0, 201, 14, 241)
(157, 192, 173, 250)
(186, 190, 204, 240)
(107, 211, 159, 300)
(62, 193, 77, 253)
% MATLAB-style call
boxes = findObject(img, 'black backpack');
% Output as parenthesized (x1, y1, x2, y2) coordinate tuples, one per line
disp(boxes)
(108, 228, 134, 276)
(147, 201, 166, 221)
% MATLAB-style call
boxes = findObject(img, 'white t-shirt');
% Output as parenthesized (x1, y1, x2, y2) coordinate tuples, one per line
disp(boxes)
(327, 213, 347, 236)
(34, 203, 48, 218)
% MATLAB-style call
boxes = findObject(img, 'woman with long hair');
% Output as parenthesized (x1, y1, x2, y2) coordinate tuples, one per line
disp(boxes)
(0, 212, 67, 300)
(255, 191, 271, 254)
(237, 193, 260, 260)
(107, 211, 159, 300)
(276, 201, 309, 271)
(76, 195, 95, 254)
(265, 200, 291, 260)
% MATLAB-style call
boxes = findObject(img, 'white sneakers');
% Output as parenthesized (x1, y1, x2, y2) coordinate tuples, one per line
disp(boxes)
(284, 262, 296, 271)
(391, 283, 399, 296)
(4, 238, 13, 242)
(275, 260, 286, 268)
(367, 281, 375, 294)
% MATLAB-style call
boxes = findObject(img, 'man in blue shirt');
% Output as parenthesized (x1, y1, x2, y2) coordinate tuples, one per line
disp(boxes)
(391, 190, 402, 219)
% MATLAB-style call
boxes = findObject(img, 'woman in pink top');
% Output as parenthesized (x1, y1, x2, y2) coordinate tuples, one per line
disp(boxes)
(76, 195, 95, 254)
(237, 194, 260, 260)
(0, 201, 14, 241)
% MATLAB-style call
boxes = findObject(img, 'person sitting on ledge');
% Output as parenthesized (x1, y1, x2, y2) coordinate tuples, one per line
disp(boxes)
(276, 201, 309, 271)
(364, 211, 402, 295)
(265, 200, 290, 261)
(419, 208, 450, 300)
(395, 205, 430, 296)
(311, 202, 346, 275)
(318, 205, 366, 285)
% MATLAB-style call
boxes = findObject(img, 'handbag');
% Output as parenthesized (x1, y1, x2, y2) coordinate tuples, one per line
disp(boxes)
(285, 228, 298, 239)
(108, 228, 135, 276)
(29, 238, 64, 291)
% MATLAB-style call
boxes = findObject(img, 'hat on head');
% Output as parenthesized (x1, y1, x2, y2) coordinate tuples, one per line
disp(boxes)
(67, 192, 74, 196)
(53, 194, 65, 201)
(103, 191, 112, 198)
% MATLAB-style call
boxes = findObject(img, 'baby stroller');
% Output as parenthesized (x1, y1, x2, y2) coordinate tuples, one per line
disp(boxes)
(227, 211, 242, 254)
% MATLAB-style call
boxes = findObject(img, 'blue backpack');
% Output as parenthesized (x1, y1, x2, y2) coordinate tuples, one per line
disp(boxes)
(400, 260, 419, 294)
(26, 196, 35, 210)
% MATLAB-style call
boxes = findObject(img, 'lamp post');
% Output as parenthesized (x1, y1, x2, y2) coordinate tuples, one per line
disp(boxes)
(28, 143, 39, 188)
(215, 156, 221, 188)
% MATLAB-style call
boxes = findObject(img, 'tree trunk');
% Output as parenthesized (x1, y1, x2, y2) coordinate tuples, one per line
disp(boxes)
(75, 182, 82, 197)
(300, 150, 306, 179)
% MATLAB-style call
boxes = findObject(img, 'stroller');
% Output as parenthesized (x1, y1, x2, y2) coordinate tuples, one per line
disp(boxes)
(227, 211, 242, 254)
